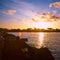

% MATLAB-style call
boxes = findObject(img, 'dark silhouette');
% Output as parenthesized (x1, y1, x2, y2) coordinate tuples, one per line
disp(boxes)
(0, 28, 60, 32)
(0, 31, 54, 60)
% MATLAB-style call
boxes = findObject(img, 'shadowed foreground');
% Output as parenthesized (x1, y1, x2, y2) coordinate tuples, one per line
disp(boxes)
(0, 32, 54, 60)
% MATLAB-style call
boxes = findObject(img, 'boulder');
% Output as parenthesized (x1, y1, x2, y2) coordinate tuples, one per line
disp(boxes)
(0, 32, 54, 60)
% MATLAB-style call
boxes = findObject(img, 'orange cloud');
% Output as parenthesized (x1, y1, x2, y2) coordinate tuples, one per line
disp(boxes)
(49, 2, 60, 9)
(32, 18, 39, 22)
(32, 12, 60, 22)
(4, 10, 16, 15)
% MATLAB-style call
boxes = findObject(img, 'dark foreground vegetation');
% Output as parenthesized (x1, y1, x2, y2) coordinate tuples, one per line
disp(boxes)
(0, 28, 60, 32)
(0, 31, 55, 60)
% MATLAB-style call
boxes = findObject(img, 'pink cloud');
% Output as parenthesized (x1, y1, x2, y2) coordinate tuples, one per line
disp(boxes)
(49, 2, 60, 9)
(4, 10, 16, 15)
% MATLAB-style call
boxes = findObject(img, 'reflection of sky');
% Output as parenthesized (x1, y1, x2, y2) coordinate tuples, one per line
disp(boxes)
(0, 0, 60, 29)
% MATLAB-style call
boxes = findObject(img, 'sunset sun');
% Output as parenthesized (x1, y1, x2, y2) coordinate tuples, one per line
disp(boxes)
(34, 22, 51, 29)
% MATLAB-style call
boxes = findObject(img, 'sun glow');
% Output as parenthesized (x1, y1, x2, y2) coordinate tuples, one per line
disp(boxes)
(34, 22, 51, 29)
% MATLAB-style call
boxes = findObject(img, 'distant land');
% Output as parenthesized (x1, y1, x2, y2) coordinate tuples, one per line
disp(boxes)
(0, 28, 60, 32)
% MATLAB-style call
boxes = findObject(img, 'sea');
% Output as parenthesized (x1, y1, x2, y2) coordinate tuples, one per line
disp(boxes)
(9, 32, 60, 60)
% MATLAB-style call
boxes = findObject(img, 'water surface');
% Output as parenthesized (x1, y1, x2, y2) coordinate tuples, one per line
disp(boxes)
(9, 32, 60, 60)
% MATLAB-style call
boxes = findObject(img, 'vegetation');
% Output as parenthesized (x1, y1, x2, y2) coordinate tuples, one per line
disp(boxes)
(0, 28, 60, 32)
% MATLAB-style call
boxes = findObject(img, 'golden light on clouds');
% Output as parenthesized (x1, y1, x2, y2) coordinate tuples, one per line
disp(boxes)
(31, 11, 60, 29)
(32, 12, 60, 23)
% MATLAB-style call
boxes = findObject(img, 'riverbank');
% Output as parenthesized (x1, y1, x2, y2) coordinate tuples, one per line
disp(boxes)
(0, 28, 60, 32)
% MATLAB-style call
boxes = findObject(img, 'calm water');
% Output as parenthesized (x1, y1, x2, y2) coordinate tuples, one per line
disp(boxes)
(9, 32, 60, 60)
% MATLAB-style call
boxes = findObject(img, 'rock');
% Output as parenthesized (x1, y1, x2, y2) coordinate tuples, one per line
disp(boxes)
(28, 47, 54, 60)
(20, 38, 28, 42)
(0, 32, 54, 60)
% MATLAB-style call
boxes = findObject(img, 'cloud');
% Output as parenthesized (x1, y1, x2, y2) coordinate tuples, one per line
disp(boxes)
(53, 10, 57, 14)
(2, 0, 37, 20)
(19, 2, 36, 13)
(3, 10, 16, 15)
(49, 2, 60, 9)
(14, 1, 37, 19)
(32, 12, 60, 22)
(1, 0, 38, 19)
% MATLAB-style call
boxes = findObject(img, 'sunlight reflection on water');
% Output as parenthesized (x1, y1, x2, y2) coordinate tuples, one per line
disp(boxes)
(17, 32, 44, 48)
(8, 32, 60, 60)
(37, 32, 44, 48)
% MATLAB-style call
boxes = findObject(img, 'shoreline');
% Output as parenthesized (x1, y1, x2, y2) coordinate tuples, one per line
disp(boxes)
(0, 31, 54, 60)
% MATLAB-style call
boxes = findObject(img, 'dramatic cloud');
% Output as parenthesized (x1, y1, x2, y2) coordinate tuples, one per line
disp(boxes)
(32, 12, 60, 22)
(49, 2, 60, 9)
(3, 10, 16, 15)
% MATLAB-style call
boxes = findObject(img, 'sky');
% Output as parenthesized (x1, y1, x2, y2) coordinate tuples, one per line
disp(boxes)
(0, 0, 60, 29)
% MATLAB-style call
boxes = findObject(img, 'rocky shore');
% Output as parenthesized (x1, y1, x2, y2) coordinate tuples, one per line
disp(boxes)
(0, 31, 54, 60)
